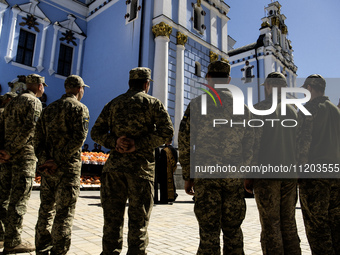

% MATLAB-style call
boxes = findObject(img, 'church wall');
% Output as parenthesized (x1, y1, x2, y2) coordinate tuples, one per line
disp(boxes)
(82, 0, 145, 146)
(183, 37, 210, 109)
(0, 0, 87, 106)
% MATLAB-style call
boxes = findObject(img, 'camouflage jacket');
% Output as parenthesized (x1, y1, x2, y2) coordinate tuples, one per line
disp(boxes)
(252, 96, 298, 167)
(178, 89, 254, 181)
(0, 90, 42, 161)
(34, 93, 89, 174)
(297, 96, 340, 165)
(91, 88, 174, 181)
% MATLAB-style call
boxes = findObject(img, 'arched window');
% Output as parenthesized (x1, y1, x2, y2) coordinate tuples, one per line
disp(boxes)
(195, 62, 201, 77)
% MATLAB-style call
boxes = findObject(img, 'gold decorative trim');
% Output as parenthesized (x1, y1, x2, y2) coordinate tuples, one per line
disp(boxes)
(281, 25, 288, 35)
(271, 17, 279, 27)
(261, 21, 270, 29)
(221, 58, 229, 63)
(152, 22, 172, 38)
(176, 32, 188, 46)
(209, 51, 218, 63)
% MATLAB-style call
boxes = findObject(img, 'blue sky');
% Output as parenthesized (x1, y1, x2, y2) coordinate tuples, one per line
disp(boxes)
(226, 0, 340, 105)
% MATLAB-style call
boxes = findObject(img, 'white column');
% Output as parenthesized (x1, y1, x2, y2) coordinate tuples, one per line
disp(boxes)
(264, 53, 275, 78)
(210, 11, 217, 47)
(76, 36, 85, 75)
(5, 8, 20, 63)
(221, 17, 228, 53)
(153, 36, 169, 108)
(153, 0, 171, 19)
(49, 24, 60, 75)
(37, 22, 49, 72)
(272, 27, 278, 45)
(0, 4, 7, 39)
(178, 0, 187, 27)
(173, 44, 185, 147)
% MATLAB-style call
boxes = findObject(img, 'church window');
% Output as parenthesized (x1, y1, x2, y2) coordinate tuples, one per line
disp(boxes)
(193, 5, 204, 34)
(245, 67, 252, 83)
(129, 0, 138, 21)
(126, 0, 139, 23)
(49, 15, 85, 77)
(57, 44, 73, 77)
(195, 62, 201, 77)
(16, 29, 36, 67)
(246, 67, 252, 78)
(241, 62, 255, 83)
(194, 8, 200, 30)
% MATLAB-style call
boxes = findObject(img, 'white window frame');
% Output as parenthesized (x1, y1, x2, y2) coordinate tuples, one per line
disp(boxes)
(241, 61, 255, 84)
(125, 0, 139, 24)
(48, 15, 85, 77)
(0, 1, 9, 40)
(4, 2, 50, 72)
(193, 4, 204, 35)
(14, 27, 38, 67)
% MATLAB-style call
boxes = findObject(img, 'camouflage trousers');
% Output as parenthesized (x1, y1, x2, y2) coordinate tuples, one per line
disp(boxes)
(194, 179, 246, 255)
(100, 171, 154, 255)
(0, 160, 35, 248)
(0, 165, 4, 241)
(253, 180, 301, 255)
(299, 179, 340, 255)
(35, 172, 80, 255)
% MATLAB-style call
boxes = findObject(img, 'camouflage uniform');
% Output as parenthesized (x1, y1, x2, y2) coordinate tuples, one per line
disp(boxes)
(34, 75, 90, 255)
(251, 72, 301, 255)
(0, 92, 18, 244)
(91, 67, 174, 255)
(178, 61, 254, 255)
(297, 75, 340, 255)
(0, 75, 44, 249)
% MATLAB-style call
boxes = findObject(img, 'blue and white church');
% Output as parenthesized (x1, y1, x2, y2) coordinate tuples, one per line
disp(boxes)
(228, 1, 297, 103)
(0, 0, 296, 147)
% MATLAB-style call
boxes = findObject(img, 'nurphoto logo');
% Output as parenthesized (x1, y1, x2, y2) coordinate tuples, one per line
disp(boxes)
(201, 84, 311, 116)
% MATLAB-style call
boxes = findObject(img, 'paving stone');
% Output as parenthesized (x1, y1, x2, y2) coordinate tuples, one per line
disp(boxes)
(0, 189, 311, 254)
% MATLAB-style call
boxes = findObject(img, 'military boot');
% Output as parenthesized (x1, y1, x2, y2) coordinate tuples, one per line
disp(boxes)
(3, 241, 35, 254)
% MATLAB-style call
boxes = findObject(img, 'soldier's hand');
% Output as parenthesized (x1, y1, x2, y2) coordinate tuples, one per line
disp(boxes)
(122, 138, 135, 153)
(244, 179, 254, 194)
(116, 136, 136, 153)
(0, 150, 10, 163)
(39, 159, 58, 175)
(184, 180, 195, 196)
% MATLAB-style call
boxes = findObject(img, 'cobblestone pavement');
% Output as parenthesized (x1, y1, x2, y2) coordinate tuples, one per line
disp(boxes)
(0, 189, 311, 255)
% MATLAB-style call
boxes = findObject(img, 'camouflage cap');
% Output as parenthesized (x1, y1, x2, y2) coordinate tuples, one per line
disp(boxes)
(26, 74, 48, 87)
(129, 67, 154, 81)
(64, 75, 90, 89)
(207, 60, 231, 75)
(262, 72, 287, 87)
(302, 74, 326, 90)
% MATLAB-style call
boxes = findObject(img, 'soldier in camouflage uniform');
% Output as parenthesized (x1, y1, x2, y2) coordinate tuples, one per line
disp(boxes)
(178, 61, 254, 255)
(244, 72, 301, 255)
(91, 67, 174, 255)
(297, 74, 340, 255)
(0, 74, 47, 254)
(0, 92, 17, 115)
(34, 75, 90, 255)
(0, 92, 17, 246)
